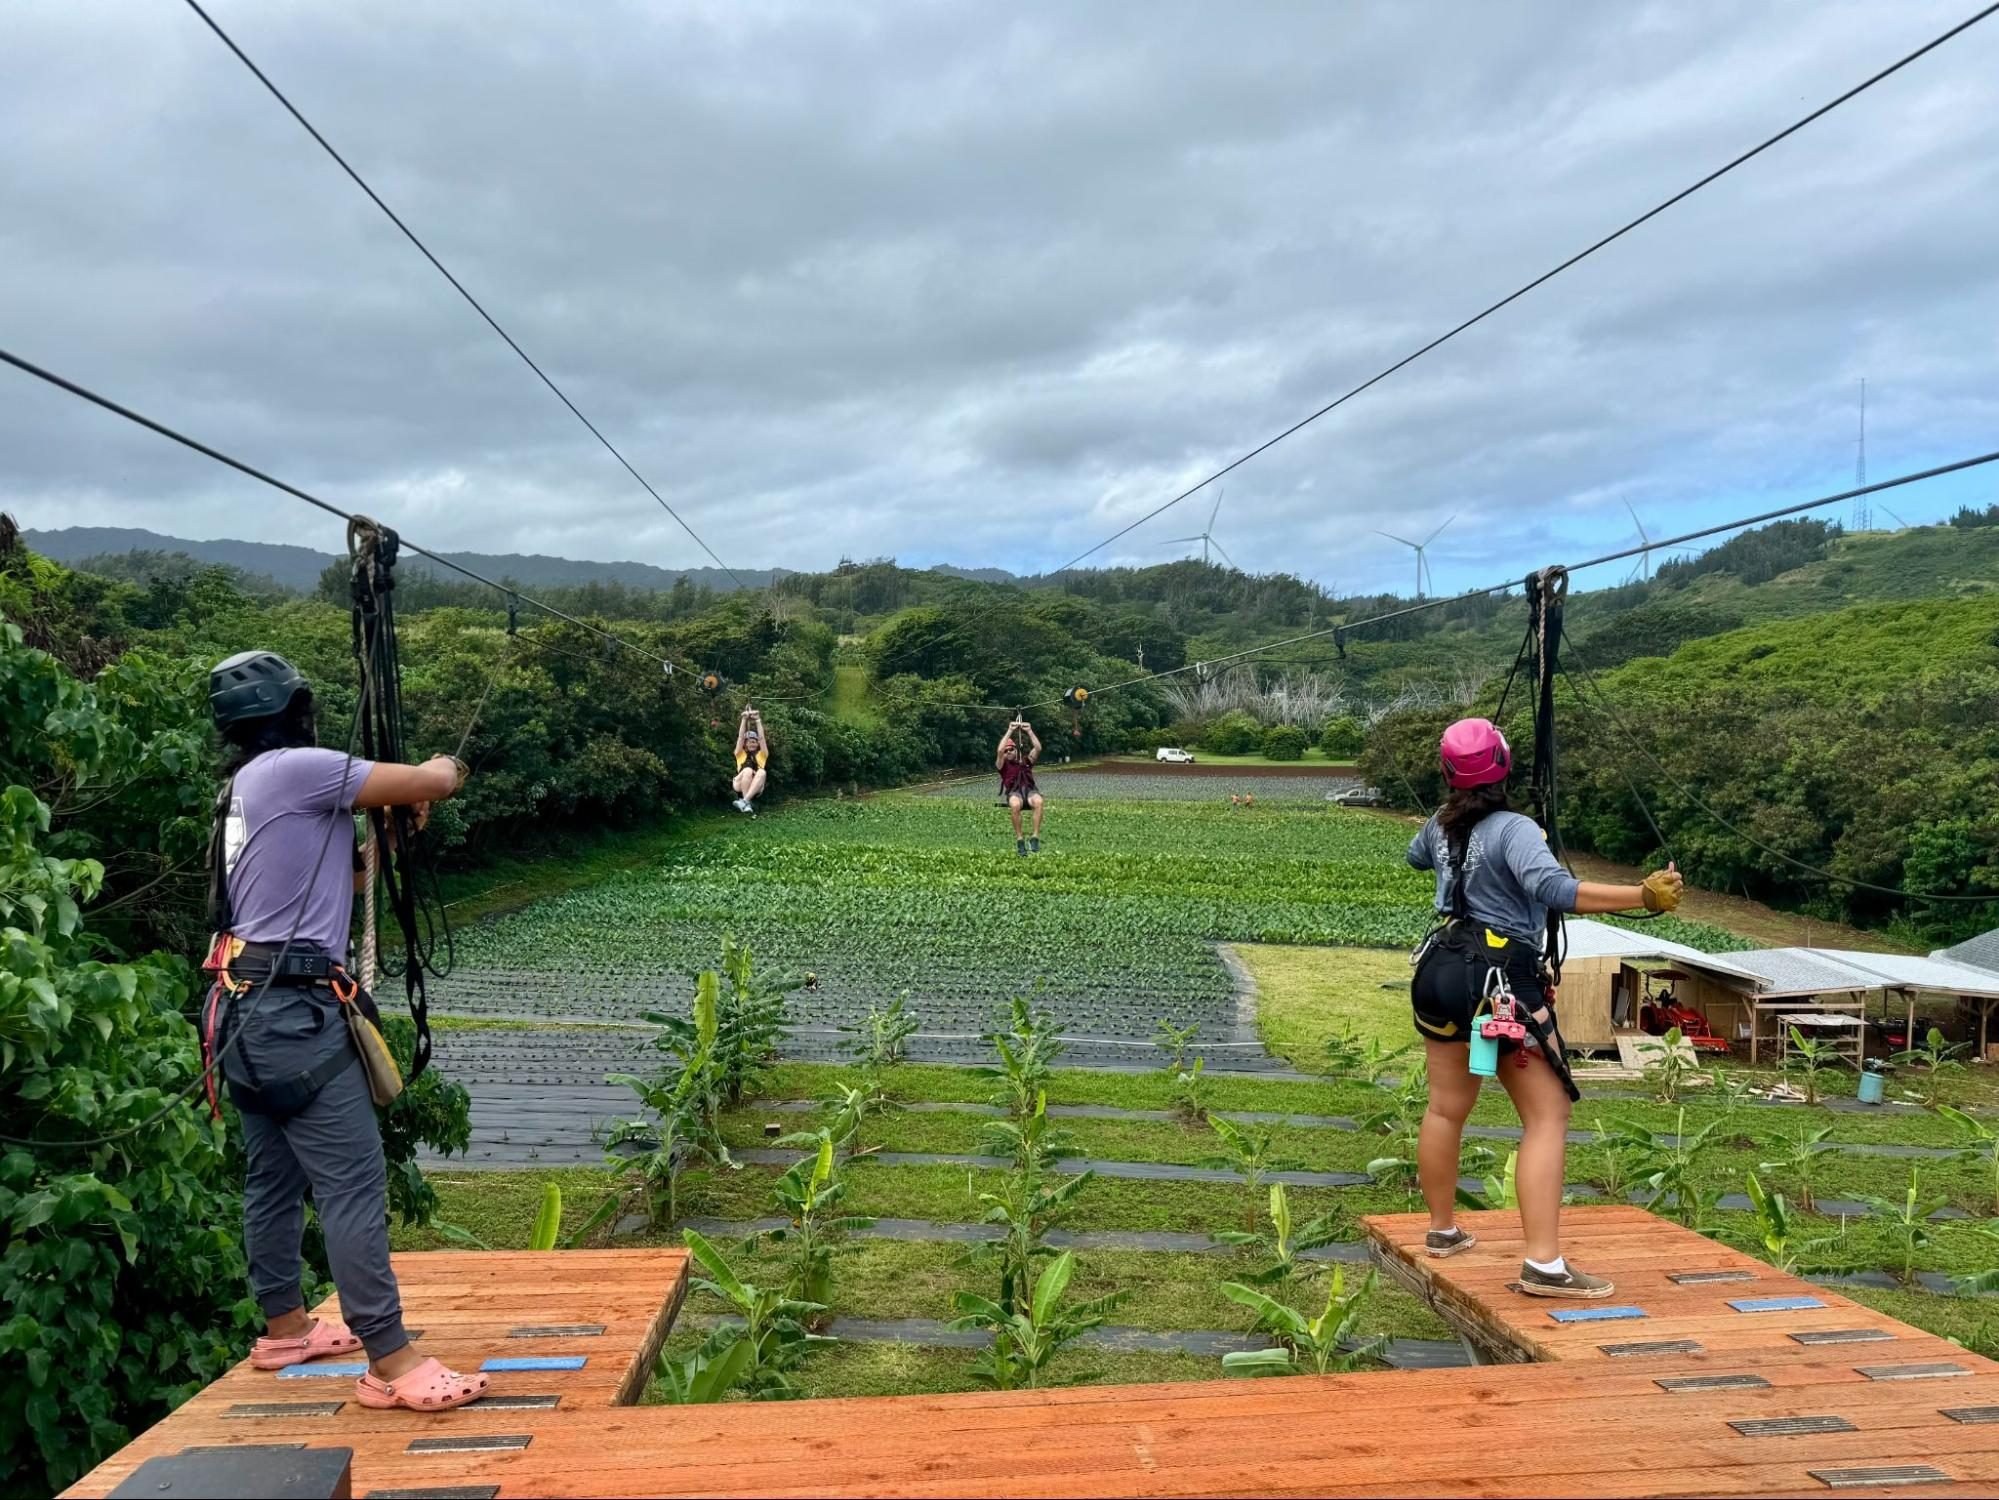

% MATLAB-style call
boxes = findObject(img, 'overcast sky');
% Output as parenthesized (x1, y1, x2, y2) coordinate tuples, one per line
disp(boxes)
(4, 1, 1996, 594)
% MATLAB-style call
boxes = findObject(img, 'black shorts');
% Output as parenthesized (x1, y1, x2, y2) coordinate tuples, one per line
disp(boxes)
(1410, 922, 1551, 1052)
(1003, 782, 1039, 804)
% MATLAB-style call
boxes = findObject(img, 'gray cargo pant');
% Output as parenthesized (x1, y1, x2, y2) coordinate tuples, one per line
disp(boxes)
(228, 983, 410, 1363)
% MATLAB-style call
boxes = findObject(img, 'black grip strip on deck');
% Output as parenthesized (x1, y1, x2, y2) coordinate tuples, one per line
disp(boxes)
(507, 1323, 605, 1337)
(1655, 1374, 1771, 1393)
(474, 1393, 562, 1409)
(1790, 1329, 1895, 1345)
(364, 1489, 502, 1500)
(1730, 1416, 1857, 1438)
(1856, 1362, 1971, 1380)
(1941, 1406, 1999, 1424)
(223, 1401, 345, 1419)
(179, 1443, 307, 1454)
(1667, 1270, 1757, 1285)
(406, 1434, 534, 1454)
(1600, 1339, 1701, 1357)
(1807, 1467, 1949, 1488)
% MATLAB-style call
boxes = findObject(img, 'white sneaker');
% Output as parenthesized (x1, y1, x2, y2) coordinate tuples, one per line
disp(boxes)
(733, 797, 750, 812)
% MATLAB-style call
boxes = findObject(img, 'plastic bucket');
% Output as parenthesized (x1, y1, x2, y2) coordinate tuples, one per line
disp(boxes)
(1857, 1070, 1885, 1105)
(1469, 1028, 1500, 1078)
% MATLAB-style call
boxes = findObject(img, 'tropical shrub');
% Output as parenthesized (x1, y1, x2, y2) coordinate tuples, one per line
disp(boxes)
(1316, 715, 1365, 758)
(1260, 724, 1309, 761)
(1220, 1265, 1382, 1377)
(1201, 712, 1263, 755)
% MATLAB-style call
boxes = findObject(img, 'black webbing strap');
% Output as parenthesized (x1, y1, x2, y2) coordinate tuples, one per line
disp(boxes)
(349, 519, 435, 1081)
(1526, 567, 1570, 985)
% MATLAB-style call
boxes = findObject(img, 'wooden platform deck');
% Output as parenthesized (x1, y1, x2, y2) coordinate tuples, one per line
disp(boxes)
(64, 1248, 689, 1500)
(66, 1211, 1999, 1497)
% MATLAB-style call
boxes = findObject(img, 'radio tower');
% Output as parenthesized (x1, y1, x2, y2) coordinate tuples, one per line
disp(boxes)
(1851, 378, 1871, 532)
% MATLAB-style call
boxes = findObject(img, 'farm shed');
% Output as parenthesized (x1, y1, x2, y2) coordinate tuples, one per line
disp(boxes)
(1668, 944, 1999, 1064)
(1552, 920, 1762, 1053)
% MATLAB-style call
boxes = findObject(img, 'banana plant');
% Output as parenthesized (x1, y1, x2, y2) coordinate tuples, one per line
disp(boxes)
(1359, 1064, 1429, 1194)
(1937, 1105, 1999, 1216)
(1860, 1169, 1948, 1284)
(754, 1128, 874, 1325)
(1784, 1027, 1842, 1106)
(1890, 1028, 1971, 1106)
(1743, 1172, 1846, 1275)
(1324, 1026, 1410, 1086)
(1200, 1115, 1305, 1232)
(1607, 1107, 1725, 1227)
(1758, 1121, 1836, 1213)
(434, 1180, 621, 1252)
(947, 1250, 1128, 1391)
(978, 1089, 1080, 1173)
(1172, 1055, 1209, 1121)
(656, 1328, 755, 1405)
(1209, 1182, 1347, 1285)
(1152, 1018, 1200, 1074)
(974, 995, 1066, 1122)
(1219, 1264, 1383, 1378)
(819, 1076, 901, 1155)
(839, 990, 919, 1069)
(1643, 1026, 1701, 1103)
(606, 970, 729, 1228)
(670, 1227, 829, 1400)
(1955, 1222, 1999, 1298)
(961, 1154, 1096, 1319)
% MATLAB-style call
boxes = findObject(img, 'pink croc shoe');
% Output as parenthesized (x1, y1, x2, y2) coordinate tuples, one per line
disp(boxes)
(251, 1318, 364, 1371)
(355, 1357, 489, 1412)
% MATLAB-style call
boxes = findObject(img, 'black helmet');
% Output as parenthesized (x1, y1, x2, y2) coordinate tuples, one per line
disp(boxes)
(209, 650, 309, 727)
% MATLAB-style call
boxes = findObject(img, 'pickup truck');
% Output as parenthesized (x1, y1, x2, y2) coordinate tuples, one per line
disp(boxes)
(1326, 784, 1387, 807)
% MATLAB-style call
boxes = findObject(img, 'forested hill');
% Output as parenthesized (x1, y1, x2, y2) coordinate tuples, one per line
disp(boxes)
(25, 525, 785, 595)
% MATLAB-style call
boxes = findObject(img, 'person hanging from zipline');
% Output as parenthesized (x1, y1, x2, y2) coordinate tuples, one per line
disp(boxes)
(731, 707, 769, 814)
(1406, 716, 1684, 1299)
(997, 717, 1044, 856)
(204, 650, 490, 1411)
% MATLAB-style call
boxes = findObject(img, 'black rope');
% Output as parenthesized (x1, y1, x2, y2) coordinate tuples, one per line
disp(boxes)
(349, 519, 450, 1080)
(1525, 569, 1570, 982)
(1048, 0, 1999, 575)
(177, 0, 747, 592)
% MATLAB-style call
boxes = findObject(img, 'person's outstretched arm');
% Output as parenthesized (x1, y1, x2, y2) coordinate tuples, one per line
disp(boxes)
(1023, 724, 1042, 763)
(1574, 864, 1683, 914)
(735, 711, 751, 756)
(996, 723, 1017, 770)
(356, 756, 462, 809)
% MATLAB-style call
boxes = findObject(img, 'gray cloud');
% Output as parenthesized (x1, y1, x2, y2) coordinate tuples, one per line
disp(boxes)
(3, 0, 1996, 594)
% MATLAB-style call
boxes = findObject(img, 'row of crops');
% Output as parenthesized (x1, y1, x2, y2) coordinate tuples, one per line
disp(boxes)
(441, 797, 1742, 1044)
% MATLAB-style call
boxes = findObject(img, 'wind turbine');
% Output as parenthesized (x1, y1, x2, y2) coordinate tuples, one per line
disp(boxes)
(1374, 514, 1455, 599)
(1161, 489, 1237, 569)
(1624, 501, 1656, 583)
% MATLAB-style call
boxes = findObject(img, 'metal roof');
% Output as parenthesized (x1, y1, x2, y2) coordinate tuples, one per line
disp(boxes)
(1934, 926, 1999, 977)
(1815, 950, 1999, 1000)
(1710, 947, 1879, 997)
(1560, 920, 1764, 984)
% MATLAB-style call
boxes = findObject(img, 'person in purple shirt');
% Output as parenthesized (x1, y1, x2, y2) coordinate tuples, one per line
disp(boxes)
(996, 718, 1044, 855)
(206, 650, 487, 1412)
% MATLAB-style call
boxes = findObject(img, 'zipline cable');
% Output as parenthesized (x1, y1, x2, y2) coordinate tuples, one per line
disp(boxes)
(1559, 625, 1998, 905)
(0, 345, 694, 676)
(176, 0, 749, 593)
(1047, 0, 1999, 576)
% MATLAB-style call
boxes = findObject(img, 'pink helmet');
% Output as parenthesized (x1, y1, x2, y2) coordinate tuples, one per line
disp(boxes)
(1439, 717, 1511, 788)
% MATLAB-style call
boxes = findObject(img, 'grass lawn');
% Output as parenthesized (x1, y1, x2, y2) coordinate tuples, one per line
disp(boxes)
(1236, 942, 1414, 1058)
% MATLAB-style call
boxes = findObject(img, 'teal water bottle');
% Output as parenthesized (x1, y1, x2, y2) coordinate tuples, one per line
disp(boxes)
(1469, 1024, 1499, 1078)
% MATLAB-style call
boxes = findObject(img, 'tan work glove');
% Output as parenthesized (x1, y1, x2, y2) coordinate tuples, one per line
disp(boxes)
(1641, 862, 1684, 913)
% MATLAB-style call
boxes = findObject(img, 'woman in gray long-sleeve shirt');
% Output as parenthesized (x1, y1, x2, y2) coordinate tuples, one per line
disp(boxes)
(1406, 717, 1685, 1300)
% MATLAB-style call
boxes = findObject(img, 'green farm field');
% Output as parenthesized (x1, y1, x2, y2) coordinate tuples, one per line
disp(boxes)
(410, 778, 1999, 1404)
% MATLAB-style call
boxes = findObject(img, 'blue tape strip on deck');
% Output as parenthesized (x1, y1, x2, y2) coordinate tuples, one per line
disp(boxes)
(1728, 1295, 1826, 1313)
(276, 1362, 368, 1378)
(1548, 1305, 1648, 1324)
(479, 1355, 587, 1372)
